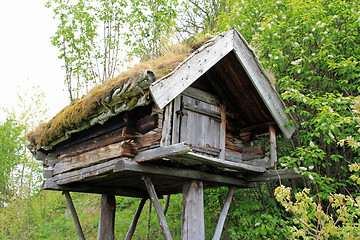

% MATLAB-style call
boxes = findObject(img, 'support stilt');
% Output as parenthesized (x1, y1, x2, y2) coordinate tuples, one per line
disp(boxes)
(143, 176, 173, 240)
(125, 198, 147, 240)
(182, 181, 205, 240)
(63, 191, 85, 240)
(97, 193, 116, 240)
(269, 125, 277, 168)
(212, 187, 236, 240)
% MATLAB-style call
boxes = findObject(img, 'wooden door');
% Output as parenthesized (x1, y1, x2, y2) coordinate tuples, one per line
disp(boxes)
(172, 88, 224, 152)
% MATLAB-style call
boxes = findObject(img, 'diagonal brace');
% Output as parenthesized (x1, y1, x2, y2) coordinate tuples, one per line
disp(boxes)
(63, 191, 86, 240)
(142, 176, 173, 240)
(212, 187, 236, 240)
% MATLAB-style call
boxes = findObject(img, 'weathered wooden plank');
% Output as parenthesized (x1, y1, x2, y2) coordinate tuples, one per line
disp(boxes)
(192, 145, 220, 157)
(219, 104, 226, 160)
(183, 102, 221, 120)
(182, 181, 205, 240)
(225, 150, 243, 163)
(97, 194, 116, 240)
(269, 125, 277, 168)
(52, 159, 119, 185)
(143, 176, 173, 240)
(160, 102, 173, 146)
(54, 114, 128, 152)
(136, 131, 162, 150)
(172, 95, 182, 144)
(247, 169, 302, 182)
(135, 143, 192, 163)
(55, 123, 133, 158)
(245, 157, 271, 167)
(180, 95, 221, 149)
(137, 114, 159, 134)
(134, 143, 266, 172)
(54, 141, 134, 175)
(125, 198, 147, 240)
(232, 29, 295, 139)
(150, 31, 234, 109)
(114, 159, 251, 187)
(241, 146, 264, 161)
(43, 178, 148, 198)
(43, 169, 54, 179)
(185, 152, 266, 172)
(182, 87, 220, 106)
(64, 191, 86, 240)
(212, 187, 235, 240)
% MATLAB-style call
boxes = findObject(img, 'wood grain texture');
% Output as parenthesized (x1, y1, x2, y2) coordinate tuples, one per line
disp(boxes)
(269, 125, 277, 168)
(143, 176, 173, 240)
(125, 198, 147, 240)
(53, 159, 119, 185)
(97, 194, 116, 240)
(232, 29, 295, 139)
(53, 141, 134, 175)
(150, 31, 234, 109)
(135, 143, 192, 162)
(182, 181, 205, 240)
(212, 187, 235, 240)
(64, 191, 86, 240)
(114, 159, 251, 187)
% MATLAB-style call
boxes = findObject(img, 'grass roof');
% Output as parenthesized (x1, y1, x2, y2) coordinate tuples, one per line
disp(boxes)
(27, 38, 209, 151)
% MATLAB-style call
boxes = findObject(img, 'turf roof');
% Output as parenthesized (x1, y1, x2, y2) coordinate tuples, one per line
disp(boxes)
(27, 39, 208, 151)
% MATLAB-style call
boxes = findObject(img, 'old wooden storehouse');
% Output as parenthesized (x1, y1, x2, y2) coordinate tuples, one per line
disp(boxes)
(27, 29, 297, 239)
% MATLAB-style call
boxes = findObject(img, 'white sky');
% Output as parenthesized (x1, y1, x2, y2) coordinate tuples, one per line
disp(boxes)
(0, 1, 69, 121)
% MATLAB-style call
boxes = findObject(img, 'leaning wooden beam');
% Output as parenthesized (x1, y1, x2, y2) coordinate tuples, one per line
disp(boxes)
(98, 194, 116, 240)
(185, 152, 266, 172)
(269, 125, 277, 168)
(143, 176, 173, 240)
(134, 143, 266, 172)
(125, 198, 147, 240)
(63, 191, 86, 240)
(135, 142, 191, 162)
(163, 195, 171, 216)
(114, 159, 251, 188)
(182, 181, 205, 240)
(212, 187, 236, 240)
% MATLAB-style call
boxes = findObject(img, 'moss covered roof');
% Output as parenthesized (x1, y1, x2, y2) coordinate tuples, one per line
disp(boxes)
(27, 40, 208, 151)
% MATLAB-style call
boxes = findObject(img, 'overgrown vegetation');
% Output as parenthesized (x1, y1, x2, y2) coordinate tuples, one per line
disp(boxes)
(1, 0, 359, 239)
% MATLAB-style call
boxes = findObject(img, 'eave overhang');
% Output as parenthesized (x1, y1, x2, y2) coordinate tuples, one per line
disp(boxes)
(150, 29, 296, 139)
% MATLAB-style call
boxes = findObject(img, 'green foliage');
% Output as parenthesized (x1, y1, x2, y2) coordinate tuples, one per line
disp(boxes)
(0, 118, 24, 201)
(125, 0, 179, 60)
(275, 164, 360, 239)
(46, 0, 127, 101)
(204, 186, 291, 239)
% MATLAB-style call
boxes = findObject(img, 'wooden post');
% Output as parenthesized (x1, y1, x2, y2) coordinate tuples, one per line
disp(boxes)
(97, 194, 116, 240)
(182, 181, 205, 240)
(212, 187, 236, 240)
(143, 176, 173, 240)
(219, 104, 226, 160)
(125, 198, 147, 240)
(269, 125, 277, 168)
(63, 191, 86, 240)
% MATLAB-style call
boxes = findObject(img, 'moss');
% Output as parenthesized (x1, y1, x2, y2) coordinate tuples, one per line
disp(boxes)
(27, 37, 211, 150)
(127, 97, 139, 109)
